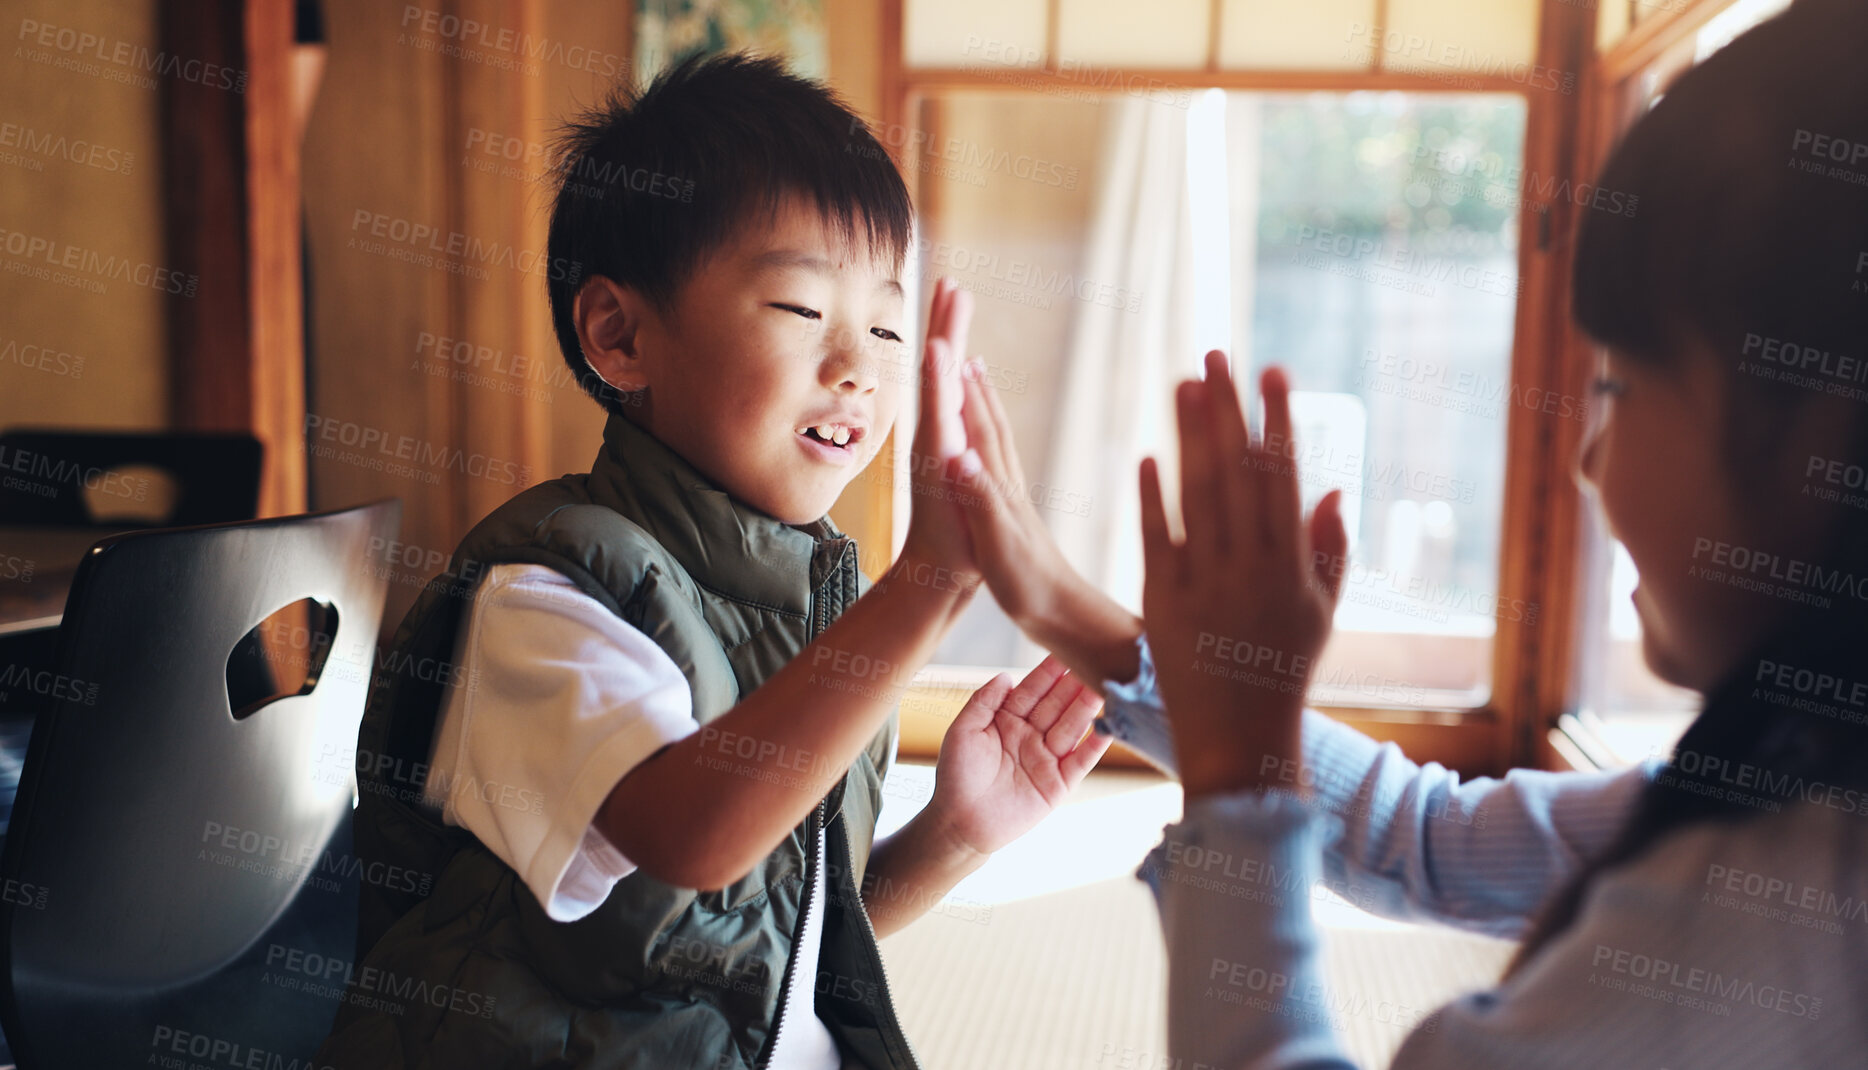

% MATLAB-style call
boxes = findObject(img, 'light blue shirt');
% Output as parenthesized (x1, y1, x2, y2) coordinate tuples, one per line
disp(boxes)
(1100, 635, 1868, 1068)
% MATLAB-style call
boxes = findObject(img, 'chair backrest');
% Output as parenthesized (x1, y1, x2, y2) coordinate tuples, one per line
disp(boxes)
(0, 430, 264, 526)
(0, 499, 400, 1068)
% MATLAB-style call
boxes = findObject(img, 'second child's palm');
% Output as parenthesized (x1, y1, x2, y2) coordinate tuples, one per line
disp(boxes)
(926, 656, 1110, 858)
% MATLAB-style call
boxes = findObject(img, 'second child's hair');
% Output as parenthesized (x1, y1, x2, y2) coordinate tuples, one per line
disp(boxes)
(1509, 0, 1868, 976)
(544, 53, 915, 413)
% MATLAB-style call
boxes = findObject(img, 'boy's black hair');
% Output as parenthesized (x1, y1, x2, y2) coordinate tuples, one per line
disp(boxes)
(545, 52, 915, 414)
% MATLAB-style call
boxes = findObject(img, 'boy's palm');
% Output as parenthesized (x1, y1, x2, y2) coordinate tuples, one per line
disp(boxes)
(900, 278, 978, 576)
(928, 655, 1110, 857)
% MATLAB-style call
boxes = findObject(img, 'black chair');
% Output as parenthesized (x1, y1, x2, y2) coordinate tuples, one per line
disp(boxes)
(0, 431, 268, 851)
(0, 499, 400, 1068)
(0, 430, 264, 527)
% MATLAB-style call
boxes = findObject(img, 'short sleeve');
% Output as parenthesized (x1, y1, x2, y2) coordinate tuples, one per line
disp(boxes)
(425, 563, 698, 921)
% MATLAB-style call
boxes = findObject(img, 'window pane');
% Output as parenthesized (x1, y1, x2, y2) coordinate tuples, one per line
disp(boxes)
(1219, 0, 1376, 71)
(1249, 92, 1525, 707)
(1380, 0, 1541, 73)
(903, 0, 1049, 68)
(1599, 1, 1633, 52)
(1058, 0, 1210, 68)
(1575, 532, 1699, 764)
(914, 90, 1526, 712)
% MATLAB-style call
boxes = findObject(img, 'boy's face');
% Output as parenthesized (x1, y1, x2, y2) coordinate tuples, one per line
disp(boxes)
(597, 197, 910, 524)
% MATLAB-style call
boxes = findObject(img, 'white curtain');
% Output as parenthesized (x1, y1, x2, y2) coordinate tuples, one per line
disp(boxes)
(1040, 97, 1201, 619)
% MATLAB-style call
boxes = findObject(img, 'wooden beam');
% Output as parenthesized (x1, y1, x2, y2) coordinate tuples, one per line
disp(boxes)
(162, 1, 252, 437)
(245, 0, 308, 516)
(901, 66, 1540, 96)
(161, 0, 308, 518)
(900, 671, 1509, 775)
(1505, 0, 1601, 770)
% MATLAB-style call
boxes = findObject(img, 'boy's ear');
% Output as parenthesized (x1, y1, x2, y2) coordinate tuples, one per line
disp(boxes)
(573, 276, 652, 393)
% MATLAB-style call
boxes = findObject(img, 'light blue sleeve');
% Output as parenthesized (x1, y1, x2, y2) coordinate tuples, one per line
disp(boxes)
(1102, 633, 1661, 936)
(1147, 790, 1851, 1070)
(1145, 791, 1350, 1069)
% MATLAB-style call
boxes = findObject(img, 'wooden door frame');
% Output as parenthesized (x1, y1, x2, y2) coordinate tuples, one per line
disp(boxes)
(162, 0, 307, 519)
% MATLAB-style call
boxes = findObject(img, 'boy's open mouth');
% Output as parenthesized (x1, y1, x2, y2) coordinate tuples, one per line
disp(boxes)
(795, 422, 865, 452)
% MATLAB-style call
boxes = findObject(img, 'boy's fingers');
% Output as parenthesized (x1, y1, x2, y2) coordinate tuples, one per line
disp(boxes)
(915, 336, 942, 451)
(1138, 457, 1178, 588)
(957, 671, 1015, 731)
(1045, 683, 1102, 757)
(932, 277, 963, 346)
(1023, 666, 1079, 735)
(931, 279, 972, 359)
(1059, 725, 1114, 783)
(922, 338, 965, 461)
(1259, 367, 1303, 553)
(1176, 381, 1225, 566)
(1005, 654, 1069, 718)
(926, 277, 949, 340)
(1309, 489, 1349, 603)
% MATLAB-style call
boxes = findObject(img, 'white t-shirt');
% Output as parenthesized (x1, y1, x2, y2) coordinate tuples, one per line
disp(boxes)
(424, 562, 841, 1070)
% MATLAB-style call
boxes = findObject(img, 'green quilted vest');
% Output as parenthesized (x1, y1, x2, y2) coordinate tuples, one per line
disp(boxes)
(317, 412, 918, 1070)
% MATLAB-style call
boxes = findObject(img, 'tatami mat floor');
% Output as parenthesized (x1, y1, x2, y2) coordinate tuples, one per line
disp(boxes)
(875, 763, 1513, 1069)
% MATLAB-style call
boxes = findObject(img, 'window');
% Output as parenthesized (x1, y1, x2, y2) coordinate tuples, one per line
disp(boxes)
(914, 87, 1528, 712)
(883, 0, 1579, 768)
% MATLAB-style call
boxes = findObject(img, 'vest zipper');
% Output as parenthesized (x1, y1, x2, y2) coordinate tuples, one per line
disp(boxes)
(755, 798, 825, 1070)
(834, 818, 922, 1070)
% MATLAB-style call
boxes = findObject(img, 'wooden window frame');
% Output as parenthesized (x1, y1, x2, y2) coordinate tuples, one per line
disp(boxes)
(1540, 0, 1752, 771)
(875, 0, 1602, 775)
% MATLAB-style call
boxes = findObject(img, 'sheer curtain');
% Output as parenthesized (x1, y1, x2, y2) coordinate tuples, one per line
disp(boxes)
(1040, 95, 1214, 624)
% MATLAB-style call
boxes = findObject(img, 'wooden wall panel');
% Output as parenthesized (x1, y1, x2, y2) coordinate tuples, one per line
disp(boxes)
(302, 0, 629, 629)
(303, 0, 457, 632)
(0, 0, 167, 435)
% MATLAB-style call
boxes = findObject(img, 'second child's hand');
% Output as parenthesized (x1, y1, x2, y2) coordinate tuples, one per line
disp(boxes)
(945, 357, 1144, 690)
(1139, 352, 1348, 799)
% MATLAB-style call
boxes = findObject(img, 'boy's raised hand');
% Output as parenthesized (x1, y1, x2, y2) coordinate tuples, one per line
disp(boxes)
(922, 655, 1112, 859)
(898, 277, 980, 580)
(1139, 352, 1348, 799)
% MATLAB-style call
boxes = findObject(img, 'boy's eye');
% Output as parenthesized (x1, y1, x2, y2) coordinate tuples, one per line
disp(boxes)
(771, 303, 821, 321)
(870, 327, 903, 343)
(1590, 377, 1626, 397)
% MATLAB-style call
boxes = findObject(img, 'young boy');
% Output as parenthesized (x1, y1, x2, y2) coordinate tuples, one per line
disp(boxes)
(317, 54, 1109, 1069)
